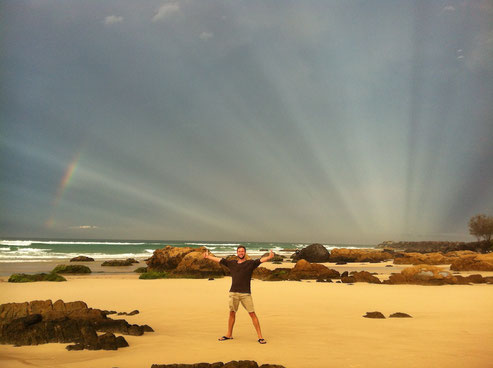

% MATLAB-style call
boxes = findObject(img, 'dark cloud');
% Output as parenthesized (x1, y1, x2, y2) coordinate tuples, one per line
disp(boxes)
(1, 0, 492, 243)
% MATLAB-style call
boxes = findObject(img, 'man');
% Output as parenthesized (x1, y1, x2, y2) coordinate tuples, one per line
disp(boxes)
(204, 245, 274, 344)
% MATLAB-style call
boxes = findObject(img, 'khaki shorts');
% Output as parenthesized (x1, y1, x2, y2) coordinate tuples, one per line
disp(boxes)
(229, 292, 255, 313)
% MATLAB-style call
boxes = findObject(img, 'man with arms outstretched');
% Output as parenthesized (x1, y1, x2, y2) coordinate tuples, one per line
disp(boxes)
(204, 245, 274, 344)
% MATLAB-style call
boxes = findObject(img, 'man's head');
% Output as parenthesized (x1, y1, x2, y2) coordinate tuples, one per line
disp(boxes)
(236, 245, 246, 259)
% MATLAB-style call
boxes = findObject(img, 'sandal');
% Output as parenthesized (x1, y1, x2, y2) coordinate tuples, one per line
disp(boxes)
(258, 338, 267, 344)
(218, 336, 233, 341)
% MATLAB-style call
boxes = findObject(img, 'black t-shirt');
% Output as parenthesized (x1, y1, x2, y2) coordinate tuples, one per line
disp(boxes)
(220, 258, 262, 293)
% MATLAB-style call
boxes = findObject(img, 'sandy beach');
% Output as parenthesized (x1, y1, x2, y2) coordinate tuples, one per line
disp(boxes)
(1, 261, 492, 368)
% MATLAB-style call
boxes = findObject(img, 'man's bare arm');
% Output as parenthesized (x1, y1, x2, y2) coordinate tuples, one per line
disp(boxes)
(204, 250, 222, 263)
(260, 250, 275, 263)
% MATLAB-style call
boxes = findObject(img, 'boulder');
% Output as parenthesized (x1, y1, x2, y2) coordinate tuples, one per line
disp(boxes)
(291, 244, 330, 263)
(329, 249, 393, 263)
(70, 256, 95, 262)
(101, 259, 137, 267)
(173, 251, 225, 277)
(146, 246, 206, 271)
(151, 363, 285, 368)
(289, 260, 340, 280)
(8, 273, 66, 283)
(52, 265, 92, 274)
(349, 271, 381, 284)
(363, 312, 385, 319)
(389, 312, 412, 318)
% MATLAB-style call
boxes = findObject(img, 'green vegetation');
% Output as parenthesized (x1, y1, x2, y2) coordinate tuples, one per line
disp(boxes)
(8, 272, 67, 283)
(52, 264, 92, 274)
(134, 267, 148, 273)
(139, 271, 169, 279)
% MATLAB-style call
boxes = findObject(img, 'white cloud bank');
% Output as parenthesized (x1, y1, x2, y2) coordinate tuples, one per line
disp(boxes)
(152, 2, 180, 22)
(104, 15, 124, 25)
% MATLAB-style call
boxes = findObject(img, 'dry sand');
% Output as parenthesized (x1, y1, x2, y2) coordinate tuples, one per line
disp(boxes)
(0, 265, 492, 368)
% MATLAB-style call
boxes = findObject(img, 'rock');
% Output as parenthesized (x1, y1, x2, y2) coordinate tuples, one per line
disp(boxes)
(341, 271, 349, 278)
(70, 256, 95, 262)
(349, 271, 381, 284)
(260, 252, 284, 262)
(134, 267, 148, 273)
(363, 312, 385, 319)
(117, 310, 139, 316)
(101, 259, 136, 267)
(8, 273, 66, 283)
(386, 265, 393, 267)
(384, 265, 458, 285)
(146, 246, 205, 271)
(393, 252, 454, 265)
(450, 255, 493, 271)
(341, 276, 356, 283)
(291, 244, 330, 263)
(208, 278, 214, 281)
(0, 300, 151, 350)
(173, 251, 225, 278)
(336, 262, 347, 265)
(52, 265, 92, 274)
(150, 362, 287, 368)
(289, 260, 340, 280)
(329, 249, 393, 263)
(223, 361, 259, 368)
(389, 312, 412, 318)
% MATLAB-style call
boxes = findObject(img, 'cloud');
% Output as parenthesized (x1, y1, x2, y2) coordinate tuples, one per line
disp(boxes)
(199, 31, 213, 40)
(152, 2, 180, 22)
(104, 15, 124, 25)
(443, 5, 456, 12)
(69, 225, 99, 230)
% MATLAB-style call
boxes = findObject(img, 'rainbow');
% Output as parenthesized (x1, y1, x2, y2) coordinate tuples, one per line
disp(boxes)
(45, 152, 81, 228)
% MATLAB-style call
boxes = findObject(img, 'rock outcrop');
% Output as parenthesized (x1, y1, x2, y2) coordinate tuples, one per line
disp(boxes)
(329, 248, 394, 263)
(383, 265, 489, 285)
(152, 361, 285, 368)
(291, 244, 330, 263)
(52, 265, 92, 274)
(0, 300, 152, 350)
(289, 260, 340, 280)
(450, 253, 493, 271)
(101, 258, 139, 266)
(70, 256, 95, 262)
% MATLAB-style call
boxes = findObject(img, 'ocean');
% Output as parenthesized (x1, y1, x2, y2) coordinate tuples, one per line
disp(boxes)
(0, 238, 375, 263)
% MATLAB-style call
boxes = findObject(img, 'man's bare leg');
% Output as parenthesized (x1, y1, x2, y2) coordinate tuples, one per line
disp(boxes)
(249, 312, 264, 340)
(226, 311, 236, 337)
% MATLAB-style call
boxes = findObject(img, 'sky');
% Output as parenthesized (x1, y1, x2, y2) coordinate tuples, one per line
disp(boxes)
(1, 0, 492, 244)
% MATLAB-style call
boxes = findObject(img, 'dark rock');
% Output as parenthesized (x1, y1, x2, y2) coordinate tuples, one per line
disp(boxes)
(101, 259, 136, 266)
(341, 271, 349, 278)
(363, 311, 385, 319)
(223, 361, 259, 368)
(208, 278, 215, 281)
(70, 256, 95, 262)
(291, 244, 330, 263)
(134, 267, 148, 273)
(8, 273, 66, 283)
(386, 265, 393, 267)
(117, 310, 139, 316)
(52, 265, 92, 274)
(341, 276, 356, 283)
(336, 262, 347, 265)
(0, 300, 151, 350)
(450, 257, 493, 271)
(350, 271, 381, 284)
(389, 312, 412, 318)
